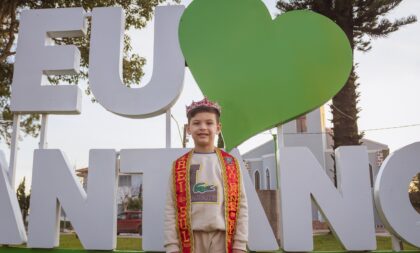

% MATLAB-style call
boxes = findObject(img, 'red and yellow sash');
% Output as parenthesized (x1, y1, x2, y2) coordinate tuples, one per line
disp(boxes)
(172, 148, 241, 253)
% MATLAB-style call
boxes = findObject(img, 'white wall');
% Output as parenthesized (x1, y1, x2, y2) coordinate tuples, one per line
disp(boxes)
(262, 154, 276, 190)
(283, 108, 327, 170)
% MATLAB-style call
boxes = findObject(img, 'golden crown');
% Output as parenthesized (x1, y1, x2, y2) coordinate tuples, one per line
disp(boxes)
(186, 97, 221, 115)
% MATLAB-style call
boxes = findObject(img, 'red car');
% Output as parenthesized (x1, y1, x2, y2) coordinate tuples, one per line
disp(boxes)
(117, 211, 142, 235)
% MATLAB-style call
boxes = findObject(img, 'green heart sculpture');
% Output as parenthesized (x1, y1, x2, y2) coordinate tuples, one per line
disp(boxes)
(179, 0, 352, 150)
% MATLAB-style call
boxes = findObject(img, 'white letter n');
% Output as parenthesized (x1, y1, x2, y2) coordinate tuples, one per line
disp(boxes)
(28, 149, 118, 250)
(0, 151, 27, 244)
(278, 146, 376, 251)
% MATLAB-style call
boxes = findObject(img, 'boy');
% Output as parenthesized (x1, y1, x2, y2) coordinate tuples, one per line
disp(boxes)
(164, 97, 248, 253)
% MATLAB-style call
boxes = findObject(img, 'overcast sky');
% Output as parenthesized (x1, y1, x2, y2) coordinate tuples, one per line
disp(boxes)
(2, 0, 420, 189)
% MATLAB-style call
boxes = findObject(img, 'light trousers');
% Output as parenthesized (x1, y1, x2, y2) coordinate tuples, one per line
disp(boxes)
(193, 230, 226, 253)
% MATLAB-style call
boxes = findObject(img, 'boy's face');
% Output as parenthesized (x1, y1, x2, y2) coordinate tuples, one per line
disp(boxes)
(187, 111, 221, 151)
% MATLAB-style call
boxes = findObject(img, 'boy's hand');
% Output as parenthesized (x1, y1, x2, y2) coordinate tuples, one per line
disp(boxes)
(232, 250, 246, 253)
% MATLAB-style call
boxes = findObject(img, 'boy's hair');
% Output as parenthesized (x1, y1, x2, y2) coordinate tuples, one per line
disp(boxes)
(187, 106, 220, 123)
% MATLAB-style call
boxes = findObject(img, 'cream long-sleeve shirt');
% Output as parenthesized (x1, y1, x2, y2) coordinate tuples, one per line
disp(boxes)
(164, 152, 248, 253)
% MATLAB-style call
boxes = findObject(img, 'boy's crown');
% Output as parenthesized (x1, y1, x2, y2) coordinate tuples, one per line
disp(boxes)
(186, 97, 221, 115)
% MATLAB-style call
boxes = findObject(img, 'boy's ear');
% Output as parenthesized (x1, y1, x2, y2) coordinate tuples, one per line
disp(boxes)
(217, 122, 222, 134)
(186, 124, 191, 135)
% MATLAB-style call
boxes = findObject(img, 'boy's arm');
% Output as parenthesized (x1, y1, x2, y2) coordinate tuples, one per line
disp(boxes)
(233, 162, 249, 251)
(164, 170, 180, 253)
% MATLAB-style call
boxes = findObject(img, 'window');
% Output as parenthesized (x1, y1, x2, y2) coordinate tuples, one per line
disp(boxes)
(119, 175, 132, 187)
(254, 171, 260, 190)
(118, 213, 127, 220)
(369, 164, 374, 188)
(296, 115, 307, 133)
(266, 169, 270, 190)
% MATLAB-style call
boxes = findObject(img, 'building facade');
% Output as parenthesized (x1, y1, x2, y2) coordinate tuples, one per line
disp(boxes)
(76, 168, 142, 213)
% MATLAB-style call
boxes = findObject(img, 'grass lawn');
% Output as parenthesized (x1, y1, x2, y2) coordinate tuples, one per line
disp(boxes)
(313, 234, 419, 251)
(59, 234, 142, 250)
(1, 233, 419, 252)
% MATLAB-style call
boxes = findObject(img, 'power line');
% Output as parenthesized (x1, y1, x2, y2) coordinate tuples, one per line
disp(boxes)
(362, 123, 420, 132)
(170, 114, 183, 144)
(261, 123, 420, 135)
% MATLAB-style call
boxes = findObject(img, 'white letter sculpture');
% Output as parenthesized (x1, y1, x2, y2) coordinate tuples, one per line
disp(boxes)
(0, 151, 27, 244)
(89, 6, 185, 118)
(278, 146, 376, 251)
(10, 8, 84, 114)
(28, 150, 118, 250)
(374, 142, 420, 248)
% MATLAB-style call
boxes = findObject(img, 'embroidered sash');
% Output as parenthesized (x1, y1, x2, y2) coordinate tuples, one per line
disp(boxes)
(172, 148, 241, 253)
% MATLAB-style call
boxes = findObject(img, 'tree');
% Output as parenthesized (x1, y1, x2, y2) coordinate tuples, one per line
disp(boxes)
(409, 173, 420, 210)
(138, 184, 143, 211)
(0, 0, 178, 144)
(127, 197, 141, 210)
(276, 0, 416, 185)
(217, 133, 225, 149)
(16, 177, 30, 225)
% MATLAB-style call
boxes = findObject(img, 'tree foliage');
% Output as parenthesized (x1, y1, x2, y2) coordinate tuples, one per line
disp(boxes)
(136, 184, 143, 211)
(409, 173, 420, 208)
(0, 0, 178, 144)
(276, 0, 416, 148)
(16, 177, 30, 224)
(217, 133, 225, 149)
(127, 196, 141, 210)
